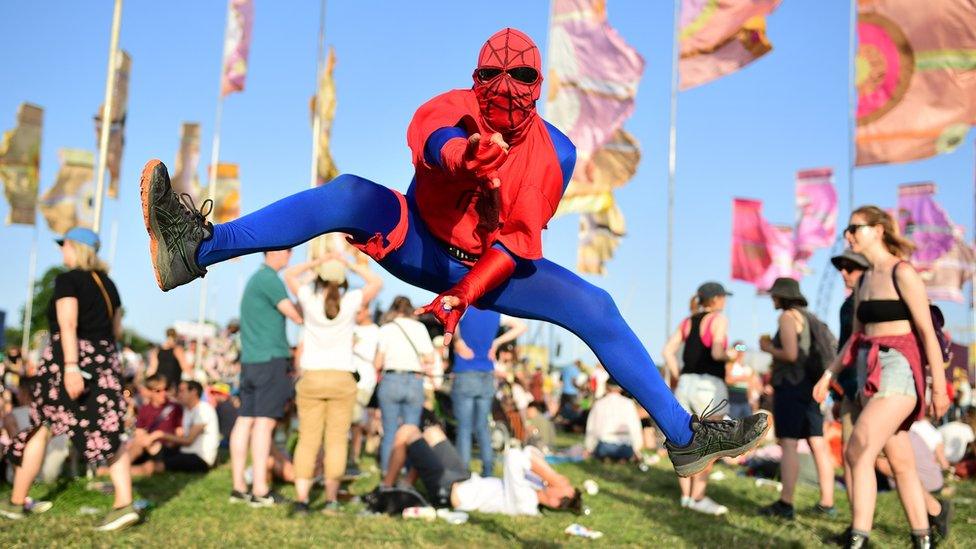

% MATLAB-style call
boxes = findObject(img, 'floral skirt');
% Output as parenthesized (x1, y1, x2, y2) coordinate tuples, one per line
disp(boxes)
(7, 334, 127, 466)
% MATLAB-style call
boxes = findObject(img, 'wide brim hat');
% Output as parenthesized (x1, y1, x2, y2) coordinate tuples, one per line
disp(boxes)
(830, 249, 869, 271)
(768, 277, 807, 306)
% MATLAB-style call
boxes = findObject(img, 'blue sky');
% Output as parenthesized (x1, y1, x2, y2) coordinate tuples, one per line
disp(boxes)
(1, 1, 973, 363)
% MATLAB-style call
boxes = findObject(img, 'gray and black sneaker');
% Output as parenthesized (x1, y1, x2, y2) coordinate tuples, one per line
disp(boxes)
(249, 490, 288, 508)
(0, 499, 25, 520)
(140, 159, 213, 291)
(94, 504, 140, 532)
(229, 490, 252, 504)
(665, 401, 770, 477)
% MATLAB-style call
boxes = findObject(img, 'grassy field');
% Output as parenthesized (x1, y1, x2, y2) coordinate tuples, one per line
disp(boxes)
(1, 452, 973, 548)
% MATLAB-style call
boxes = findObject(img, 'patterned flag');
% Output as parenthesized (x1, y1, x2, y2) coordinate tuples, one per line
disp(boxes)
(732, 198, 797, 291)
(794, 167, 837, 271)
(0, 103, 43, 225)
(897, 183, 955, 269)
(921, 226, 975, 303)
(546, 0, 644, 274)
(40, 149, 95, 234)
(204, 163, 240, 223)
(856, 0, 976, 165)
(220, 0, 254, 97)
(172, 122, 201, 199)
(679, 0, 781, 90)
(313, 47, 339, 185)
(93, 50, 131, 199)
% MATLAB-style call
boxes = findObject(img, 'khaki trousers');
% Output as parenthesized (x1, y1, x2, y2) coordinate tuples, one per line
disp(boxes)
(294, 370, 358, 481)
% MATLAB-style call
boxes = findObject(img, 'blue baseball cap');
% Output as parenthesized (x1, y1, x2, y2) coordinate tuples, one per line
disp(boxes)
(56, 227, 100, 251)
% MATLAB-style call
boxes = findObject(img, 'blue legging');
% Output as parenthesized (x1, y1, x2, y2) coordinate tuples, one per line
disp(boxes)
(197, 174, 693, 445)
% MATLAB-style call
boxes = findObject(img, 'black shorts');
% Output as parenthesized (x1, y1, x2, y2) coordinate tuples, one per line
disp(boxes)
(239, 358, 294, 419)
(162, 451, 211, 473)
(772, 382, 824, 439)
(132, 445, 177, 465)
(406, 439, 470, 506)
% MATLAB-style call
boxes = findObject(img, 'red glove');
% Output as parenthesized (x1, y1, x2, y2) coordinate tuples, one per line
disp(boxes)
(441, 133, 509, 183)
(416, 247, 516, 344)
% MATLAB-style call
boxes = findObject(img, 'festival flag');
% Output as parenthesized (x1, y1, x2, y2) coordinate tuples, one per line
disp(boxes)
(732, 198, 797, 291)
(220, 0, 254, 97)
(794, 167, 837, 271)
(312, 47, 339, 185)
(0, 103, 43, 226)
(856, 0, 976, 165)
(546, 0, 644, 274)
(203, 163, 240, 223)
(93, 50, 131, 199)
(172, 122, 201, 199)
(921, 226, 975, 303)
(39, 149, 95, 234)
(678, 0, 781, 90)
(897, 183, 955, 269)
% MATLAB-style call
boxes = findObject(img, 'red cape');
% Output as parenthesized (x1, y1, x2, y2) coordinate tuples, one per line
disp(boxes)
(406, 89, 562, 260)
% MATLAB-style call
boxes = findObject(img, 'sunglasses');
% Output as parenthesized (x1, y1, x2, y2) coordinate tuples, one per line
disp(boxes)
(843, 223, 872, 235)
(475, 66, 539, 84)
(837, 262, 863, 273)
(150, 387, 166, 393)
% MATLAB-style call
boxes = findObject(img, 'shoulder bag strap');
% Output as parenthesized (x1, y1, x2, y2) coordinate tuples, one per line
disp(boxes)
(392, 319, 423, 362)
(91, 271, 115, 320)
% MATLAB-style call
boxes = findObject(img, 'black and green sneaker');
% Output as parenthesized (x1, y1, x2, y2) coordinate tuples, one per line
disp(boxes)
(0, 499, 26, 520)
(665, 403, 770, 477)
(140, 159, 213, 291)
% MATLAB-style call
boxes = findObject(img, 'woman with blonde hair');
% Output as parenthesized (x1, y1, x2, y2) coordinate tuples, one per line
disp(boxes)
(1, 228, 139, 531)
(283, 251, 382, 514)
(814, 206, 949, 548)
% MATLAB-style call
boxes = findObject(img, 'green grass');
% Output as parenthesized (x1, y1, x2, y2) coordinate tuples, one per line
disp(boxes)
(2, 452, 974, 548)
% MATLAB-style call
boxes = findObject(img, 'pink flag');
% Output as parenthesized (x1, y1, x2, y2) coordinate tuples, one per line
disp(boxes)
(679, 0, 781, 90)
(923, 226, 975, 303)
(220, 0, 254, 97)
(856, 0, 976, 165)
(897, 183, 955, 268)
(794, 167, 837, 270)
(757, 224, 798, 292)
(547, 0, 645, 158)
(732, 198, 797, 291)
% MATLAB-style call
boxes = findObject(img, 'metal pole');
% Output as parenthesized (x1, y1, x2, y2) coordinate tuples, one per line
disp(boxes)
(309, 0, 327, 191)
(847, 0, 858, 214)
(92, 0, 123, 234)
(665, 0, 681, 342)
(20, 227, 38, 357)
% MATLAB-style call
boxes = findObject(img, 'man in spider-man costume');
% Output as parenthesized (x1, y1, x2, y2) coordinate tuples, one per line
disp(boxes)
(140, 28, 769, 477)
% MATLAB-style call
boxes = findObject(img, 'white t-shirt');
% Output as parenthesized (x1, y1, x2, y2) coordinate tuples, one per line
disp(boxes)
(910, 421, 943, 453)
(297, 287, 363, 372)
(181, 401, 220, 466)
(452, 448, 540, 516)
(353, 323, 380, 392)
(938, 421, 975, 464)
(377, 318, 433, 373)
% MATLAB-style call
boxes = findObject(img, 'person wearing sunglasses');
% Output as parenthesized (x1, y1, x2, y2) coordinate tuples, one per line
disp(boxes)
(141, 28, 769, 483)
(814, 207, 949, 547)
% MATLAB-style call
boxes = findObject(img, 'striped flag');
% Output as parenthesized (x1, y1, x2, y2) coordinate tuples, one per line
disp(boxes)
(220, 0, 254, 97)
(679, 0, 780, 90)
(313, 47, 339, 185)
(0, 103, 43, 225)
(93, 50, 131, 199)
(40, 149, 95, 234)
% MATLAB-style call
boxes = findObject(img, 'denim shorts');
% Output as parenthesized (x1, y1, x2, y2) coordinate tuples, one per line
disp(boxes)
(855, 347, 917, 401)
(675, 373, 729, 417)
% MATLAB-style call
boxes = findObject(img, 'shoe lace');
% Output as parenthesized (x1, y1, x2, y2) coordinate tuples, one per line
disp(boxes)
(696, 399, 735, 433)
(178, 192, 213, 225)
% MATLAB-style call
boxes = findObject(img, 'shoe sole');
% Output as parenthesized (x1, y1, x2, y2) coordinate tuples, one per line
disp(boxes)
(228, 497, 251, 504)
(139, 159, 167, 291)
(0, 509, 25, 520)
(94, 511, 140, 532)
(673, 410, 772, 478)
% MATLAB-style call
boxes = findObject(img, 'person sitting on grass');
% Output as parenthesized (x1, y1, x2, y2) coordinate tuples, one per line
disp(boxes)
(128, 375, 183, 467)
(584, 379, 643, 463)
(131, 381, 220, 476)
(380, 421, 582, 516)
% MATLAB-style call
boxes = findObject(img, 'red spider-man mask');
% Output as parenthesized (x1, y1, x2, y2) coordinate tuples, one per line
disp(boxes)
(472, 28, 543, 135)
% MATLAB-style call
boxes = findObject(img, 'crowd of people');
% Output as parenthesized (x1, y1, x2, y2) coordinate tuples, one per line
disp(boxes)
(2, 206, 976, 547)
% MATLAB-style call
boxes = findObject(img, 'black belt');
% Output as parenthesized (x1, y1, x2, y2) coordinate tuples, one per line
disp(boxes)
(441, 242, 481, 263)
(383, 370, 421, 376)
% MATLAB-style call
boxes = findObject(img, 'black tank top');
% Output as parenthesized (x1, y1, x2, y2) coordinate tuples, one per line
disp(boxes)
(156, 347, 182, 387)
(681, 313, 726, 380)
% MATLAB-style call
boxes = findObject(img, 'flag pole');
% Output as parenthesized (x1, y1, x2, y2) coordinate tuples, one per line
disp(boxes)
(196, 0, 233, 371)
(92, 0, 123, 235)
(846, 0, 857, 214)
(665, 0, 681, 347)
(21, 226, 39, 358)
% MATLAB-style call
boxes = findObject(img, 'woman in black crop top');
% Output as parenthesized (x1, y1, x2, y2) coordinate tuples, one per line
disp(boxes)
(662, 281, 738, 516)
(4, 228, 139, 530)
(811, 207, 949, 547)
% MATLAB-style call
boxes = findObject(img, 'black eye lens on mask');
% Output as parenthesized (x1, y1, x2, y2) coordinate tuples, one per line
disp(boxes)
(477, 68, 503, 82)
(507, 67, 538, 83)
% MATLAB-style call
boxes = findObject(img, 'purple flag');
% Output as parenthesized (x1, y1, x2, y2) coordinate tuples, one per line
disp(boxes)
(220, 0, 254, 97)
(897, 183, 955, 268)
(923, 225, 975, 303)
(794, 167, 837, 271)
